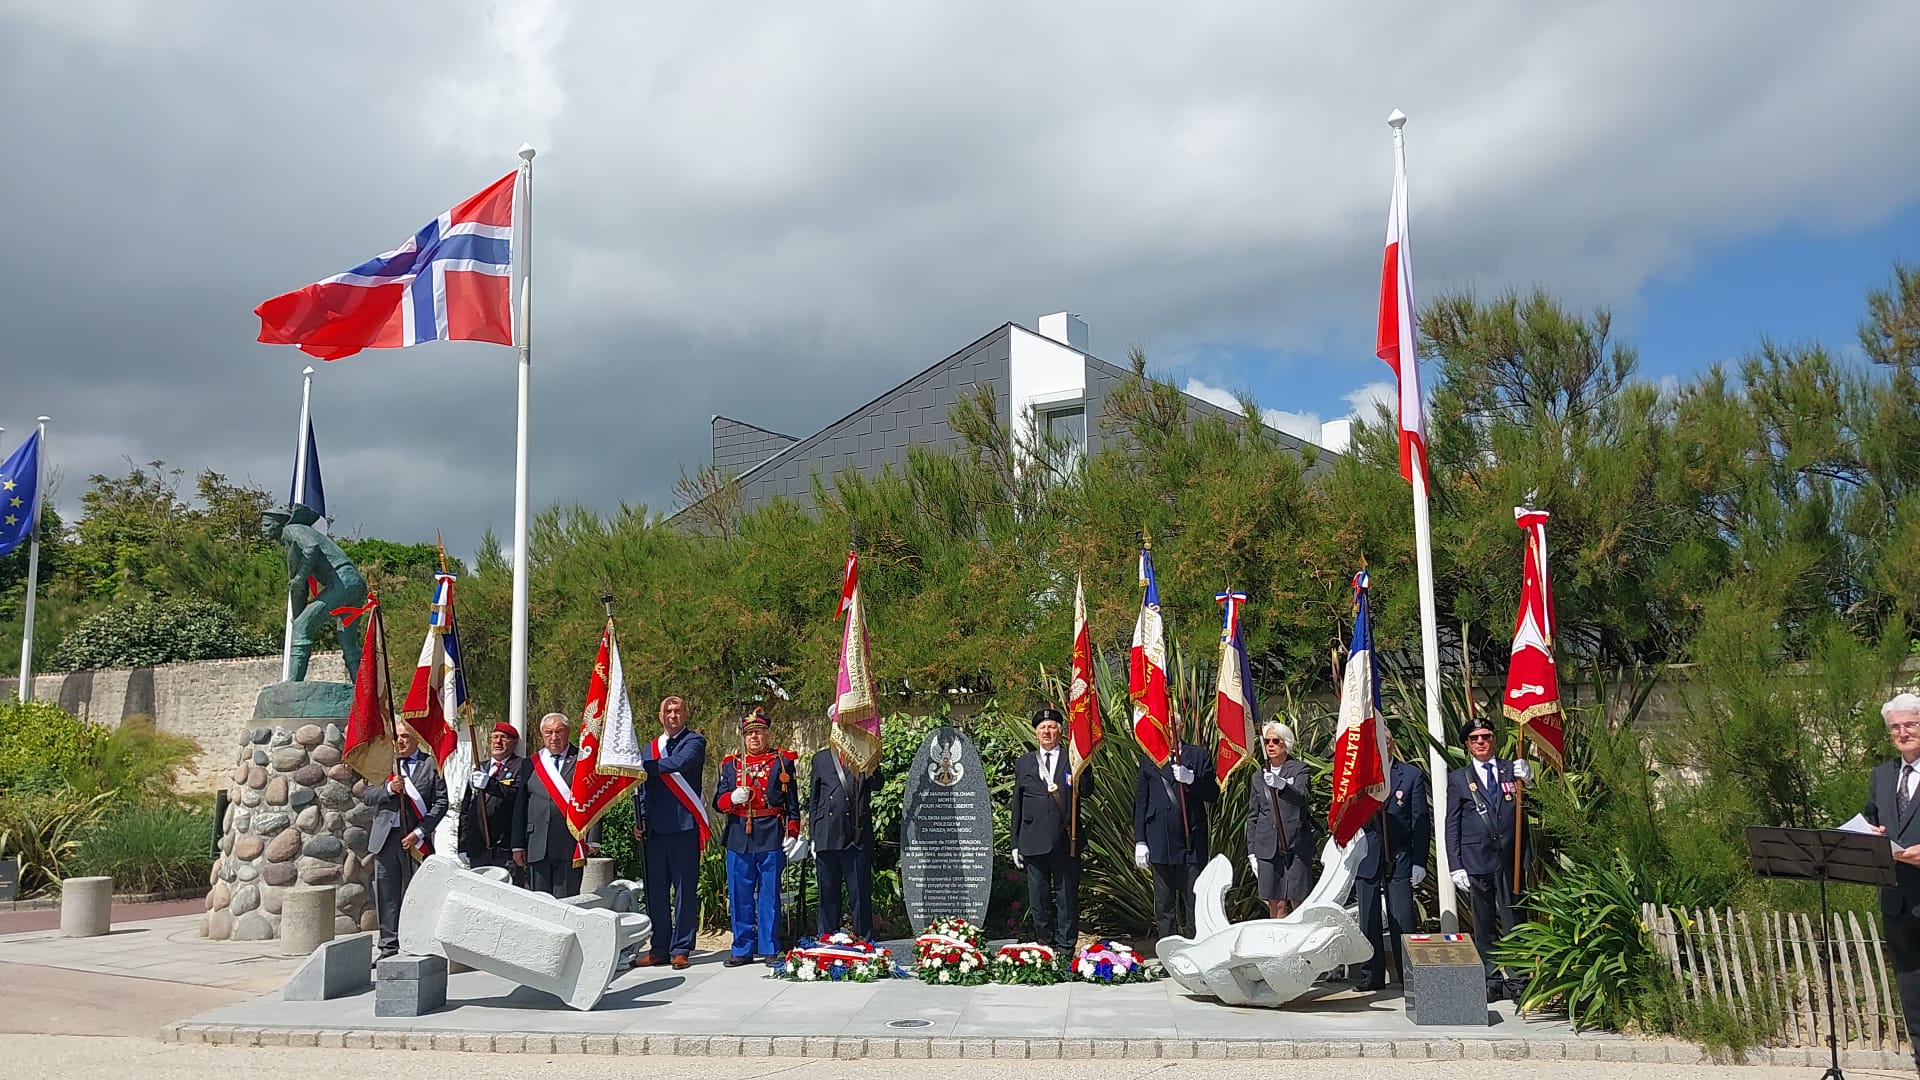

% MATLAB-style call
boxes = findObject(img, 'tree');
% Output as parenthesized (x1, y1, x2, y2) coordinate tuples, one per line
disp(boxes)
(48, 597, 279, 671)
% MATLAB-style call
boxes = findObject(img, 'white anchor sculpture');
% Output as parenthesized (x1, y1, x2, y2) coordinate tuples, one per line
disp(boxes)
(1156, 833, 1376, 1007)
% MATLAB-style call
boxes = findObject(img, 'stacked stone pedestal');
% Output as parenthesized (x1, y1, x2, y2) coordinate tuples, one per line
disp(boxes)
(203, 681, 374, 942)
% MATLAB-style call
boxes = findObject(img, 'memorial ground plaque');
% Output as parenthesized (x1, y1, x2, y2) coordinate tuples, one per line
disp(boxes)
(900, 726, 993, 931)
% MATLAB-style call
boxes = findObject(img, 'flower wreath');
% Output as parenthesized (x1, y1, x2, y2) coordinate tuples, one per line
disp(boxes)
(1074, 940, 1152, 984)
(771, 933, 902, 983)
(914, 919, 989, 985)
(989, 942, 1064, 985)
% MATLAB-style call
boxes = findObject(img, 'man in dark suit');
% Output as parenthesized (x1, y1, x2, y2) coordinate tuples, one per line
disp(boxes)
(1863, 692, 1920, 1074)
(1133, 713, 1220, 939)
(632, 694, 708, 970)
(1011, 708, 1082, 956)
(809, 742, 876, 939)
(458, 722, 529, 876)
(1355, 738, 1429, 991)
(361, 725, 448, 959)
(1444, 717, 1532, 1000)
(515, 712, 601, 898)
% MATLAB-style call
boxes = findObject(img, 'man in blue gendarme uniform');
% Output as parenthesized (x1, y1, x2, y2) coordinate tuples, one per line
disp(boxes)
(714, 706, 800, 967)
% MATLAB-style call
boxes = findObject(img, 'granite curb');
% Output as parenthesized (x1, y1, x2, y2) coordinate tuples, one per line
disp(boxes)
(156, 1023, 1903, 1069)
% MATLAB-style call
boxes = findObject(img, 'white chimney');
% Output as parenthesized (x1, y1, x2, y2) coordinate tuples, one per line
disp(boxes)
(1320, 418, 1352, 453)
(1036, 312, 1089, 352)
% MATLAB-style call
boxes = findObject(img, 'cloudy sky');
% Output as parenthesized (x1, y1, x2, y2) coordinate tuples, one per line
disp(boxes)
(4, 1, 1917, 561)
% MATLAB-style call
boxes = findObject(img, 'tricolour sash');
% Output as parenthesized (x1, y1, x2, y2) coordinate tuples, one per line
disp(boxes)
(650, 731, 710, 849)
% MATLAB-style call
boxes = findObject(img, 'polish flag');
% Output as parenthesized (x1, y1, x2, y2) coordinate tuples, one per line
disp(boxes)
(1376, 115, 1427, 485)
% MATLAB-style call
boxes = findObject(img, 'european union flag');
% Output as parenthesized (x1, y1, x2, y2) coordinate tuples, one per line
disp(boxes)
(0, 430, 41, 559)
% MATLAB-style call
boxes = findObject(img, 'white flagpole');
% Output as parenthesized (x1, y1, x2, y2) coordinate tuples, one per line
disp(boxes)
(280, 365, 315, 682)
(1389, 109, 1458, 929)
(18, 416, 50, 703)
(508, 143, 536, 743)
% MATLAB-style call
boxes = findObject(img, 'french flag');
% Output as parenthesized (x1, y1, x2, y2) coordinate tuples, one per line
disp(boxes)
(256, 172, 517, 361)
(1129, 546, 1172, 767)
(1327, 570, 1390, 845)
(1213, 590, 1256, 778)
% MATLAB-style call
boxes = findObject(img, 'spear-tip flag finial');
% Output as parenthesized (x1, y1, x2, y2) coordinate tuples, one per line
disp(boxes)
(1387, 108, 1407, 129)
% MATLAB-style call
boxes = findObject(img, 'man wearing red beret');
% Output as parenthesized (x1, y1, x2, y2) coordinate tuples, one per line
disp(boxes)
(459, 722, 531, 880)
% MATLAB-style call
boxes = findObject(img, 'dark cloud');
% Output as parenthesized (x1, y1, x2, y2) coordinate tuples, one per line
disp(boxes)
(4, 1, 1917, 559)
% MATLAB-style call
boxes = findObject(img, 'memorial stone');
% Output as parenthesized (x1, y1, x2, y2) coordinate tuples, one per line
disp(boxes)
(900, 725, 993, 931)
(1402, 934, 1491, 1026)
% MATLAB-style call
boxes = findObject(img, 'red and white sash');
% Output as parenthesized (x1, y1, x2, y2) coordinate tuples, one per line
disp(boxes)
(395, 763, 434, 858)
(531, 750, 588, 866)
(650, 731, 710, 849)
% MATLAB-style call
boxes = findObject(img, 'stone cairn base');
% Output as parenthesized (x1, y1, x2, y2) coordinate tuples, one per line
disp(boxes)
(203, 681, 374, 941)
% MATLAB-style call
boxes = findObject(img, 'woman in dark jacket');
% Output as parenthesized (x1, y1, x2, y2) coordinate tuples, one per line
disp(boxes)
(1246, 720, 1315, 917)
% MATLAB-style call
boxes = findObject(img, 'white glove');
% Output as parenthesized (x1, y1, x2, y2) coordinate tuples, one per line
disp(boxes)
(730, 787, 751, 807)
(1172, 763, 1195, 785)
(470, 771, 489, 790)
(1513, 760, 1533, 782)
(1262, 770, 1281, 789)
(1011, 849, 1025, 870)
(1411, 865, 1427, 888)
(784, 834, 810, 862)
(1451, 869, 1470, 891)
(1247, 853, 1259, 876)
(1134, 842, 1150, 869)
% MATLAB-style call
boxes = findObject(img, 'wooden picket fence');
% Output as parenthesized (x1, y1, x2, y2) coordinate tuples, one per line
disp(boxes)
(1643, 903, 1908, 1054)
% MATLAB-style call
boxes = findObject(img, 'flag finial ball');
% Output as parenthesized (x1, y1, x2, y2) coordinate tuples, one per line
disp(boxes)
(1387, 109, 1408, 130)
(518, 143, 537, 161)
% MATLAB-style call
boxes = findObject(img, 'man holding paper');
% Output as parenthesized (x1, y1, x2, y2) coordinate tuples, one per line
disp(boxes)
(1863, 692, 1920, 1075)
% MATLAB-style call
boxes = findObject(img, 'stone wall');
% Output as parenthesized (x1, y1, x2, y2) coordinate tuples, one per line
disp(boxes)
(205, 717, 373, 940)
(0, 652, 347, 795)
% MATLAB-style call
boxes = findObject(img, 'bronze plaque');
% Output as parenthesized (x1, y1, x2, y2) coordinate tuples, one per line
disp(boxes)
(1404, 936, 1480, 967)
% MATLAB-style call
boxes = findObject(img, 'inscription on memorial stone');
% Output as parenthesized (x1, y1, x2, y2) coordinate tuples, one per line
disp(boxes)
(900, 726, 993, 931)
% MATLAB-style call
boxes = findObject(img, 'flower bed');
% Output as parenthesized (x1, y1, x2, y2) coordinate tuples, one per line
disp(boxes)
(915, 919, 989, 985)
(771, 933, 901, 982)
(989, 942, 1064, 985)
(1074, 940, 1152, 984)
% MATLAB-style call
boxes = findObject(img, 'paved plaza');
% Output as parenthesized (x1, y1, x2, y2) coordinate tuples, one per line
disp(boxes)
(0, 906, 1910, 1070)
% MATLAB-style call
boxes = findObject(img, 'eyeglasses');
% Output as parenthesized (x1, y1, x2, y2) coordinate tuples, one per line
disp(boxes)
(1889, 721, 1920, 734)
(1262, 737, 1286, 744)
(1465, 734, 1493, 742)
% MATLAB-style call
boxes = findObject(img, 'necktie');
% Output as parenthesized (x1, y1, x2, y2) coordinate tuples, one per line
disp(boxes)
(1900, 764, 1914, 820)
(1485, 763, 1498, 797)
(1043, 751, 1053, 778)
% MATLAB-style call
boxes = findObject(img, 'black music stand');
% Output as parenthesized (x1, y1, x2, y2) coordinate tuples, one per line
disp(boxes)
(1746, 827, 1897, 1080)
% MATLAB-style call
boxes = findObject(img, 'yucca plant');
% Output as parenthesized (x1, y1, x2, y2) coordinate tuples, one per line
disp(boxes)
(0, 790, 116, 897)
(1492, 850, 1677, 1031)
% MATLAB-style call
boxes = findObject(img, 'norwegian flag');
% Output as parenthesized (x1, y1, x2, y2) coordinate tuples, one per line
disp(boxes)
(256, 171, 516, 361)
(569, 619, 639, 853)
(1130, 546, 1173, 767)
(1067, 574, 1103, 783)
(1328, 571, 1390, 845)
(400, 572, 467, 766)
(1504, 508, 1566, 770)
(1213, 590, 1258, 778)
(1375, 120, 1427, 485)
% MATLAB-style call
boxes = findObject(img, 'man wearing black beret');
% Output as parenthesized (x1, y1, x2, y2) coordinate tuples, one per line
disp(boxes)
(1010, 708, 1082, 957)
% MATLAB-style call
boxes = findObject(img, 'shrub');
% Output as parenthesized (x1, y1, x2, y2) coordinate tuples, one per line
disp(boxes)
(0, 701, 102, 795)
(49, 597, 279, 671)
(69, 802, 213, 895)
(1495, 851, 1692, 1031)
